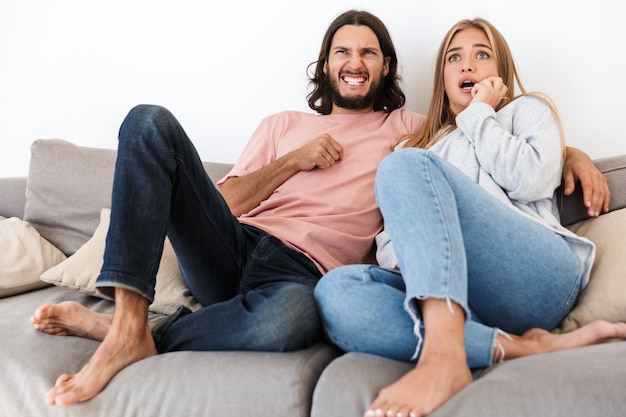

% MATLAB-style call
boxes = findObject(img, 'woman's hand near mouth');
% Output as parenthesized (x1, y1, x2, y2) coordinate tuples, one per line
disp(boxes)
(470, 76, 508, 109)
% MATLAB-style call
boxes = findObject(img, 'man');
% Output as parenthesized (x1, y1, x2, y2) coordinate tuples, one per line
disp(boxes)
(31, 9, 608, 406)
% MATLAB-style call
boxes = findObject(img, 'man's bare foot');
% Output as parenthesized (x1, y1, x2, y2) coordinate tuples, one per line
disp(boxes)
(501, 320, 626, 360)
(365, 352, 472, 417)
(31, 301, 112, 341)
(44, 289, 157, 406)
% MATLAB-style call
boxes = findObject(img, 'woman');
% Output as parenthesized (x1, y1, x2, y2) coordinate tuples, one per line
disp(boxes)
(314, 18, 626, 417)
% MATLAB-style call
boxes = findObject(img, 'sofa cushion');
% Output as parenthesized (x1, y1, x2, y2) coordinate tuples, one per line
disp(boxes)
(40, 208, 201, 315)
(1, 285, 340, 417)
(23, 139, 117, 256)
(555, 208, 626, 332)
(311, 346, 626, 417)
(22, 139, 234, 257)
(0, 217, 66, 297)
(0, 177, 27, 219)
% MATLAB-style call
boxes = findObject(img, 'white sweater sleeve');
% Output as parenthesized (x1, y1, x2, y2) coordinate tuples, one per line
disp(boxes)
(455, 96, 563, 203)
(375, 228, 398, 268)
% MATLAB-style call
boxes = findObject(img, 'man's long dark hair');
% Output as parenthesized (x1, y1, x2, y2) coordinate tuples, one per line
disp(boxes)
(307, 10, 406, 115)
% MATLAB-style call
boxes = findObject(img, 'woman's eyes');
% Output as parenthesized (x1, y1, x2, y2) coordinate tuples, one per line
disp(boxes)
(448, 51, 490, 63)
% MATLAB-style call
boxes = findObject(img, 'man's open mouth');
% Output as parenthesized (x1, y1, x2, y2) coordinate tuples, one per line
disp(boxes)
(342, 75, 367, 85)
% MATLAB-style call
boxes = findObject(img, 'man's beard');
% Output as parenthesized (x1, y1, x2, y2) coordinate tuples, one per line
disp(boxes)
(326, 73, 386, 111)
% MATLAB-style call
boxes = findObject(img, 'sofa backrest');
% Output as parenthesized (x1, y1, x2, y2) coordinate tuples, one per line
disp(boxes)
(0, 177, 27, 219)
(559, 154, 626, 226)
(22, 139, 233, 256)
(11, 139, 626, 256)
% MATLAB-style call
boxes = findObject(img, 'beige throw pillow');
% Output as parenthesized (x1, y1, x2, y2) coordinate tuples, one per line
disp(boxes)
(0, 217, 66, 297)
(40, 208, 202, 315)
(555, 208, 626, 333)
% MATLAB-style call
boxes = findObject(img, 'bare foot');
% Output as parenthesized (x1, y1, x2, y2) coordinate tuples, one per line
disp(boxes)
(44, 289, 157, 406)
(366, 298, 471, 417)
(502, 320, 626, 359)
(31, 302, 112, 341)
(366, 352, 472, 417)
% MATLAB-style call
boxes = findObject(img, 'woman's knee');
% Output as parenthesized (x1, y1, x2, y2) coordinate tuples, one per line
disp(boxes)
(314, 265, 368, 305)
(375, 148, 436, 196)
(380, 147, 448, 175)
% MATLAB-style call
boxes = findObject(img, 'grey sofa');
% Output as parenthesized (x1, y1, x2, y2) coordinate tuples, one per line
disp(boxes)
(1, 139, 625, 417)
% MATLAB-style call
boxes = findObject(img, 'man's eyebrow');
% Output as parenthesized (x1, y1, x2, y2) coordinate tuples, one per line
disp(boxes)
(331, 45, 381, 52)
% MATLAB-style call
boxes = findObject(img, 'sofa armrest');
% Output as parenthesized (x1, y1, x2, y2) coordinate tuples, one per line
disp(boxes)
(0, 177, 27, 219)
(560, 154, 626, 226)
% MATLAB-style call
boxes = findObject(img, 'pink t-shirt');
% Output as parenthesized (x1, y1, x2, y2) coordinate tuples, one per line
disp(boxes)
(217, 109, 425, 273)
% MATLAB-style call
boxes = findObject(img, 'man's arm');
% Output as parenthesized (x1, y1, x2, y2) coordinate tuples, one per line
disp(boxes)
(219, 134, 343, 217)
(563, 146, 610, 217)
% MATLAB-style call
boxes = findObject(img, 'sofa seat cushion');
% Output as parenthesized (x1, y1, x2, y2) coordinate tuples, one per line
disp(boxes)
(1, 286, 340, 417)
(311, 346, 626, 417)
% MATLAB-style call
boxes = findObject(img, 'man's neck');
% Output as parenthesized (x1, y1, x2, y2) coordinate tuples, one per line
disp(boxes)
(330, 105, 375, 115)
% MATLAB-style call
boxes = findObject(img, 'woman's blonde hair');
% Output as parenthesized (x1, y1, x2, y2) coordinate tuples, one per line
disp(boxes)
(403, 18, 565, 154)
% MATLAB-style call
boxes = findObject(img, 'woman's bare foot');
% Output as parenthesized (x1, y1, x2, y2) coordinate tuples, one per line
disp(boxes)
(365, 298, 471, 417)
(44, 289, 157, 406)
(500, 320, 626, 360)
(31, 301, 112, 341)
(366, 352, 472, 417)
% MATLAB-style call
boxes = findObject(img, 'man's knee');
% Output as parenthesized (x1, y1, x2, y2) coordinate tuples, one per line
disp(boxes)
(126, 104, 172, 122)
(119, 104, 176, 140)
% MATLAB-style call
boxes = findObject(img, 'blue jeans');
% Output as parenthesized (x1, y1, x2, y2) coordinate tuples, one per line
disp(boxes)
(95, 105, 323, 353)
(314, 148, 582, 369)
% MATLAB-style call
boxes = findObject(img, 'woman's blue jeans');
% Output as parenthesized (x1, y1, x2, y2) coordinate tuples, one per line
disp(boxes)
(95, 105, 323, 353)
(315, 148, 582, 369)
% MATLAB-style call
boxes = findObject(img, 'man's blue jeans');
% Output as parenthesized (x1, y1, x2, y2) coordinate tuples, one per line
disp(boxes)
(95, 105, 323, 353)
(315, 148, 582, 369)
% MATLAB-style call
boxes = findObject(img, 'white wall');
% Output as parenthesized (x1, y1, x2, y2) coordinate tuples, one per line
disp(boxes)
(1, 0, 624, 177)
